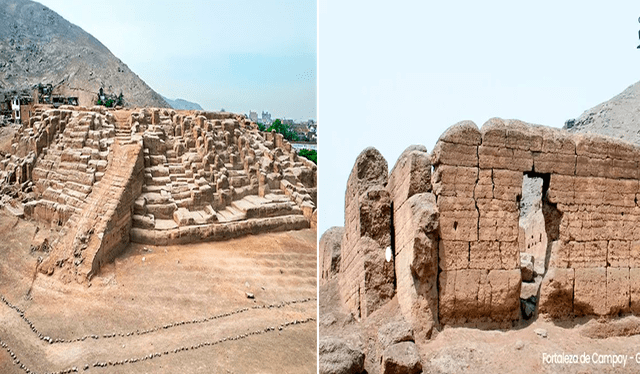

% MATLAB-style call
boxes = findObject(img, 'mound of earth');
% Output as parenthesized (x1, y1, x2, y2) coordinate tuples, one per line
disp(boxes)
(0, 0, 168, 108)
(564, 80, 640, 145)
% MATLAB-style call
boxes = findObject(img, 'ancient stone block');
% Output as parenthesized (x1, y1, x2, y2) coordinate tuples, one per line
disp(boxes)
(609, 158, 638, 180)
(469, 241, 500, 270)
(431, 141, 478, 167)
(362, 236, 395, 318)
(631, 241, 640, 268)
(480, 117, 508, 148)
(437, 196, 476, 212)
(539, 127, 576, 154)
(569, 241, 607, 268)
(359, 186, 392, 247)
(487, 269, 521, 321)
(477, 208, 518, 242)
(547, 174, 574, 204)
(606, 267, 629, 315)
(453, 269, 486, 321)
(500, 241, 520, 270)
(575, 133, 614, 159)
(504, 120, 543, 152)
(575, 156, 611, 178)
(548, 240, 570, 268)
(438, 270, 457, 323)
(437, 120, 482, 146)
(431, 165, 477, 198)
(382, 342, 422, 374)
(394, 193, 439, 340)
(520, 253, 534, 282)
(574, 267, 607, 316)
(343, 147, 389, 269)
(532, 152, 576, 175)
(474, 169, 493, 199)
(320, 227, 344, 284)
(630, 268, 640, 315)
(439, 210, 478, 242)
(346, 147, 389, 198)
(319, 337, 364, 374)
(478, 145, 532, 172)
(387, 145, 431, 212)
(608, 240, 630, 268)
(539, 267, 574, 318)
(438, 240, 469, 271)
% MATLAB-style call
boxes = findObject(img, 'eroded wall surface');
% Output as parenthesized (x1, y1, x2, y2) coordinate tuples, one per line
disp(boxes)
(323, 117, 640, 334)
(339, 148, 394, 319)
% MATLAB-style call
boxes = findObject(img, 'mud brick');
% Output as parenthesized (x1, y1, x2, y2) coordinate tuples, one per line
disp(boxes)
(574, 267, 607, 316)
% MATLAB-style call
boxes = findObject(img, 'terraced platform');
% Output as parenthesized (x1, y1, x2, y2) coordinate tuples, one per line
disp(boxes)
(0, 106, 317, 283)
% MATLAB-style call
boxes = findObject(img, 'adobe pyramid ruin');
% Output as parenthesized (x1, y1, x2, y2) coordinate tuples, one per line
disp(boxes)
(1, 105, 316, 283)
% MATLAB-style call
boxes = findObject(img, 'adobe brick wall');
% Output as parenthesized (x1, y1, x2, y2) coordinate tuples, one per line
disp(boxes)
(338, 147, 394, 320)
(324, 117, 640, 336)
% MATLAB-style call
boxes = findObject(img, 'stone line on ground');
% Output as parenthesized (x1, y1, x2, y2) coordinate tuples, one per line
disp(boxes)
(0, 316, 316, 374)
(0, 293, 315, 344)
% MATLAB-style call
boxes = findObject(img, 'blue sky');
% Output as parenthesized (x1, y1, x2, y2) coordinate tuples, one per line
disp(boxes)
(318, 0, 640, 236)
(36, 0, 316, 120)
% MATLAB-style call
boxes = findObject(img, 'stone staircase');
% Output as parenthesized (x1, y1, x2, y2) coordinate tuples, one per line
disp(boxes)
(128, 110, 311, 244)
(38, 138, 144, 282)
(26, 111, 115, 225)
(113, 110, 132, 141)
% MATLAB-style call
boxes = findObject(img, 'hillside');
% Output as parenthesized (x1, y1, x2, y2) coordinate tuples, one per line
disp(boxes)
(161, 95, 204, 110)
(564, 80, 640, 144)
(0, 0, 169, 108)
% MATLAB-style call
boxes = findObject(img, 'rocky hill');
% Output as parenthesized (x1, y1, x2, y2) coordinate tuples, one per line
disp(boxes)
(161, 95, 204, 110)
(0, 0, 169, 108)
(564, 80, 640, 144)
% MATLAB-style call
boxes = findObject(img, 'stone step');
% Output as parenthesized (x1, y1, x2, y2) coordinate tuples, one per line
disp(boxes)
(173, 206, 217, 226)
(169, 173, 187, 182)
(231, 199, 259, 213)
(145, 202, 177, 220)
(145, 166, 170, 177)
(244, 195, 268, 205)
(61, 187, 88, 201)
(145, 176, 172, 186)
(58, 161, 88, 173)
(216, 205, 246, 222)
(63, 181, 92, 195)
(142, 185, 166, 193)
(172, 190, 192, 201)
(154, 219, 178, 230)
(174, 198, 191, 208)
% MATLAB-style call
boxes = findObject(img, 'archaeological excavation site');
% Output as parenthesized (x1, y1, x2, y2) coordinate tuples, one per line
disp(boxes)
(320, 118, 640, 374)
(0, 105, 317, 373)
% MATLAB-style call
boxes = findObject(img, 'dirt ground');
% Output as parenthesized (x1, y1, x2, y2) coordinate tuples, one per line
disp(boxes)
(0, 124, 18, 153)
(0, 210, 317, 373)
(320, 279, 640, 374)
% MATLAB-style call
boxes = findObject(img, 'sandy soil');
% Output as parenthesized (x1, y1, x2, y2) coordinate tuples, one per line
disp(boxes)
(0, 210, 317, 373)
(320, 278, 640, 374)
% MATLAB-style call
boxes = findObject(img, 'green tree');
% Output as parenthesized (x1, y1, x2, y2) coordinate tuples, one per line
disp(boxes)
(257, 122, 266, 131)
(267, 119, 299, 141)
(298, 149, 317, 164)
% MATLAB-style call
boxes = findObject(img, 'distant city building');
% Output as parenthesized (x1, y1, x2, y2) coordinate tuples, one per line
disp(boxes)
(261, 111, 272, 125)
(249, 111, 258, 122)
(282, 119, 294, 126)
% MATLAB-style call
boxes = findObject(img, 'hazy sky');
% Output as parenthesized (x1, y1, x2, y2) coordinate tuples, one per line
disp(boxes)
(36, 0, 316, 121)
(318, 1, 640, 236)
